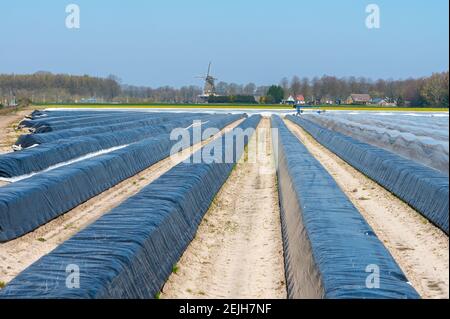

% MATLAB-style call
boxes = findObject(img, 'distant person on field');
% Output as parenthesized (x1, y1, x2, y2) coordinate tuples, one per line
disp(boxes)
(295, 104, 302, 116)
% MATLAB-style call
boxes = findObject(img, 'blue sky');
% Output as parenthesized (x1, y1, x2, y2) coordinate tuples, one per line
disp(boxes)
(0, 0, 448, 87)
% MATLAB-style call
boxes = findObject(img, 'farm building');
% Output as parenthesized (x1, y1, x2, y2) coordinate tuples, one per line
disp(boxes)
(371, 97, 397, 107)
(282, 95, 296, 105)
(296, 95, 306, 105)
(346, 94, 371, 105)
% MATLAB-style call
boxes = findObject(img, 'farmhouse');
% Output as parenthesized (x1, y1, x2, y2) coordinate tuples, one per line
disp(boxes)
(346, 94, 371, 105)
(296, 95, 306, 105)
(371, 97, 397, 107)
(282, 95, 296, 105)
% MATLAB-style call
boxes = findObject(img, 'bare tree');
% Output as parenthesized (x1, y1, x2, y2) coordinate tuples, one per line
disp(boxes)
(280, 77, 289, 97)
(301, 77, 311, 100)
(421, 72, 449, 106)
(243, 83, 256, 95)
(290, 76, 302, 97)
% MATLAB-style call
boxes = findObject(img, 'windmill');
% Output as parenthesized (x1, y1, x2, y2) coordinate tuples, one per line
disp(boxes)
(196, 62, 217, 98)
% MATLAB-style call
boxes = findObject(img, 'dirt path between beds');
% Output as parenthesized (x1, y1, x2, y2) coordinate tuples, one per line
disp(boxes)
(0, 119, 243, 286)
(161, 117, 286, 299)
(0, 110, 31, 154)
(285, 119, 449, 299)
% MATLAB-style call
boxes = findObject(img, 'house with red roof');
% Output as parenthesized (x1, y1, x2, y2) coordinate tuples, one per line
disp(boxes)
(296, 94, 306, 105)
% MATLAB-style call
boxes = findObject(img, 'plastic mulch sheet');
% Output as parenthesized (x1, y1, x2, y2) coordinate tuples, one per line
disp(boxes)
(272, 115, 419, 299)
(287, 115, 449, 235)
(16, 112, 200, 147)
(0, 114, 243, 242)
(0, 114, 220, 178)
(0, 115, 261, 298)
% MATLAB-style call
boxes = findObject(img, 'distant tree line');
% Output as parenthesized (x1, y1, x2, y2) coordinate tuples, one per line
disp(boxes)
(121, 84, 203, 103)
(0, 71, 448, 107)
(277, 72, 449, 107)
(0, 72, 121, 105)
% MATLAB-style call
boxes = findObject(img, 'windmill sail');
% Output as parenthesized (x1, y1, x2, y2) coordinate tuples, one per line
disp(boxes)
(197, 62, 217, 98)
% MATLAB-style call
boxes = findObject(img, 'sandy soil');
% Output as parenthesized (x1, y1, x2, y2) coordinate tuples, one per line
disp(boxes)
(0, 110, 31, 187)
(161, 118, 286, 299)
(0, 119, 243, 286)
(285, 119, 449, 299)
(0, 110, 31, 154)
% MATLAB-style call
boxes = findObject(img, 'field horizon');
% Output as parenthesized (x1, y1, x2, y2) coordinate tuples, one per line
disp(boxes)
(36, 103, 450, 112)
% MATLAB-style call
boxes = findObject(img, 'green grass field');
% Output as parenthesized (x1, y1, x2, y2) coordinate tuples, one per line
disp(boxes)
(38, 103, 450, 112)
(41, 103, 289, 109)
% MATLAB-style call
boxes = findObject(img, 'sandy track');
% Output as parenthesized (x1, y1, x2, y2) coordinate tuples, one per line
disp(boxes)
(161, 118, 286, 299)
(0, 119, 243, 286)
(0, 110, 31, 154)
(285, 119, 449, 299)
